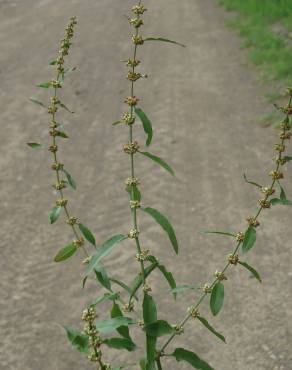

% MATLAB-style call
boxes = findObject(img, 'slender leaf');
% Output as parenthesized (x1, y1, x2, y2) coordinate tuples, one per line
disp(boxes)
(29, 97, 46, 107)
(111, 302, 131, 340)
(92, 292, 119, 306)
(139, 151, 175, 176)
(170, 284, 199, 294)
(144, 320, 174, 337)
(86, 235, 127, 276)
(95, 317, 134, 334)
(270, 198, 292, 206)
(58, 131, 69, 138)
(142, 207, 178, 254)
(130, 263, 157, 300)
(94, 264, 112, 291)
(204, 231, 236, 237)
(79, 223, 96, 246)
(144, 37, 186, 47)
(103, 337, 136, 352)
(197, 317, 226, 343)
(126, 184, 141, 202)
(37, 82, 51, 88)
(242, 226, 256, 253)
(283, 155, 292, 162)
(27, 142, 42, 149)
(135, 107, 153, 146)
(54, 243, 77, 262)
(243, 173, 262, 188)
(238, 261, 262, 283)
(49, 206, 62, 224)
(210, 282, 224, 316)
(62, 169, 76, 190)
(59, 102, 74, 113)
(113, 120, 122, 126)
(139, 359, 146, 370)
(62, 326, 89, 353)
(110, 278, 138, 301)
(171, 348, 214, 370)
(147, 256, 176, 299)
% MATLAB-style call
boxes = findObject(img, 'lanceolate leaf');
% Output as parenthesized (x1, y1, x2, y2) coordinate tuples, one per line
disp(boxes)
(170, 284, 199, 294)
(283, 155, 292, 162)
(135, 107, 153, 146)
(144, 320, 174, 337)
(111, 302, 132, 340)
(29, 97, 46, 107)
(139, 359, 146, 370)
(49, 59, 57, 65)
(112, 120, 122, 126)
(79, 223, 96, 246)
(210, 282, 224, 316)
(59, 102, 74, 113)
(58, 131, 69, 138)
(238, 261, 262, 283)
(54, 243, 77, 262)
(62, 169, 76, 190)
(197, 317, 226, 343)
(27, 142, 43, 149)
(139, 151, 175, 176)
(130, 263, 157, 300)
(144, 37, 186, 48)
(243, 173, 262, 188)
(204, 231, 236, 237)
(92, 292, 119, 306)
(143, 207, 178, 254)
(62, 326, 89, 353)
(147, 256, 177, 299)
(242, 226, 256, 253)
(143, 294, 157, 369)
(103, 337, 136, 352)
(86, 235, 127, 276)
(110, 278, 138, 301)
(171, 348, 214, 370)
(126, 184, 141, 202)
(37, 82, 51, 88)
(49, 206, 62, 224)
(94, 264, 112, 291)
(270, 198, 292, 205)
(95, 317, 134, 334)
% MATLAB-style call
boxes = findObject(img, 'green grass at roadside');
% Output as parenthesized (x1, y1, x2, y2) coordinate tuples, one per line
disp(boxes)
(218, 0, 292, 124)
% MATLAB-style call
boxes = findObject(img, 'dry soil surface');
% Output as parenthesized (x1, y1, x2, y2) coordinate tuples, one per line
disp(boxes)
(0, 1, 292, 370)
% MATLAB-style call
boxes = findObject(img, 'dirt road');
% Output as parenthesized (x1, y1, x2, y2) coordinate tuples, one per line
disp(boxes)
(1, 1, 292, 369)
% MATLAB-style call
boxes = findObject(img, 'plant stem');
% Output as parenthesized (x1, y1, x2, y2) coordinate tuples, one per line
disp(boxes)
(156, 356, 163, 370)
(158, 95, 292, 356)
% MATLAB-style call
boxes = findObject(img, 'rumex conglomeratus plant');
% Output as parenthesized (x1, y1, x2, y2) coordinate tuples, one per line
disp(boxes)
(28, 3, 292, 370)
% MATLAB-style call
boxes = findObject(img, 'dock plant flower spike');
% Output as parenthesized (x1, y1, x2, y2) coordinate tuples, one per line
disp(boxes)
(29, 3, 292, 370)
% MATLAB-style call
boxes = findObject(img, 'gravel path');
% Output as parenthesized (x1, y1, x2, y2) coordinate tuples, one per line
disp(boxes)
(0, 1, 292, 369)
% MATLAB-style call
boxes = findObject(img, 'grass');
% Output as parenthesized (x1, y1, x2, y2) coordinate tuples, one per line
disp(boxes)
(218, 0, 292, 124)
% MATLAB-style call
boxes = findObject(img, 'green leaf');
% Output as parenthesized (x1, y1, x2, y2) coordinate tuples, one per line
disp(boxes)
(171, 348, 214, 370)
(62, 169, 76, 190)
(170, 284, 199, 294)
(113, 120, 122, 126)
(270, 198, 292, 205)
(54, 243, 77, 262)
(92, 292, 119, 305)
(139, 359, 146, 370)
(37, 82, 51, 88)
(49, 206, 62, 224)
(238, 261, 262, 283)
(142, 207, 178, 254)
(144, 320, 174, 337)
(243, 173, 262, 188)
(126, 184, 142, 202)
(210, 282, 224, 316)
(242, 226, 256, 253)
(94, 264, 112, 291)
(147, 256, 177, 299)
(103, 337, 136, 352)
(95, 317, 134, 334)
(135, 107, 153, 146)
(278, 182, 287, 201)
(27, 142, 43, 149)
(143, 294, 157, 370)
(204, 231, 236, 237)
(144, 37, 186, 48)
(29, 97, 46, 107)
(130, 263, 157, 300)
(79, 223, 96, 246)
(139, 151, 175, 176)
(62, 326, 89, 353)
(110, 278, 138, 301)
(86, 234, 127, 276)
(197, 317, 226, 343)
(111, 302, 131, 340)
(49, 59, 57, 65)
(283, 155, 292, 162)
(58, 131, 69, 139)
(59, 102, 74, 113)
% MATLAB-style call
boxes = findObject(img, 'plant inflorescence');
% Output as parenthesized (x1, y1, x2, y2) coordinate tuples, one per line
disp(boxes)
(28, 3, 292, 370)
